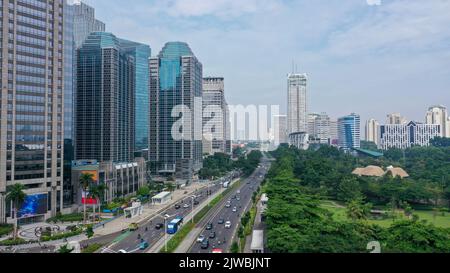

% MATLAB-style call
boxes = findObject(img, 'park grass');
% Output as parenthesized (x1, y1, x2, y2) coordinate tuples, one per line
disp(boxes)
(320, 201, 450, 229)
(81, 243, 104, 253)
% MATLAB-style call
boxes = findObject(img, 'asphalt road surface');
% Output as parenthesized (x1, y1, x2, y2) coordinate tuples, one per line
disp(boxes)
(105, 174, 238, 253)
(189, 157, 271, 253)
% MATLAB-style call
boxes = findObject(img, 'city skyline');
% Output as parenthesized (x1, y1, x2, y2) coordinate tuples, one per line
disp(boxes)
(77, 0, 450, 124)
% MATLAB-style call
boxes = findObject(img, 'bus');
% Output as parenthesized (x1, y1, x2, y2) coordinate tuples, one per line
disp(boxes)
(167, 216, 184, 234)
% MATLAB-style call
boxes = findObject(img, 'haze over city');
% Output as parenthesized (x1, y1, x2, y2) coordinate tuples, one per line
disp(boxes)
(77, 0, 450, 123)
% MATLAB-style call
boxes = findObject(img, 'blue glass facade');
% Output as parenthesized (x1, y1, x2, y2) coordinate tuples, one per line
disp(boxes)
(338, 113, 361, 150)
(149, 42, 203, 179)
(119, 39, 151, 150)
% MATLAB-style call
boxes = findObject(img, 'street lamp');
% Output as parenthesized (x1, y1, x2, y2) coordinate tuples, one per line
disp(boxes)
(157, 213, 172, 253)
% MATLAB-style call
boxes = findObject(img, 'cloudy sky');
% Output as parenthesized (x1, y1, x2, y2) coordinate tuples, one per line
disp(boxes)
(79, 0, 450, 124)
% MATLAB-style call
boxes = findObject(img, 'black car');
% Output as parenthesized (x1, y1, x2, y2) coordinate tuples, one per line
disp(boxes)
(194, 200, 200, 206)
(218, 219, 225, 225)
(201, 239, 209, 249)
(175, 204, 181, 209)
(206, 223, 213, 230)
(155, 223, 164, 230)
(209, 231, 216, 239)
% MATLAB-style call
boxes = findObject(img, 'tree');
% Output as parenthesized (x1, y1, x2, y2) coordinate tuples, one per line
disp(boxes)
(89, 184, 108, 223)
(346, 198, 372, 221)
(5, 184, 27, 240)
(337, 177, 362, 202)
(58, 244, 74, 254)
(230, 241, 239, 253)
(79, 173, 94, 224)
(166, 182, 176, 193)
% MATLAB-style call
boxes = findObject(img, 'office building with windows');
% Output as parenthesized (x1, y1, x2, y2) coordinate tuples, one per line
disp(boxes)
(287, 73, 307, 135)
(119, 39, 151, 151)
(149, 42, 203, 180)
(75, 32, 135, 163)
(365, 118, 380, 145)
(307, 112, 332, 144)
(0, 0, 65, 223)
(426, 105, 449, 138)
(338, 113, 361, 151)
(379, 121, 441, 150)
(202, 77, 231, 155)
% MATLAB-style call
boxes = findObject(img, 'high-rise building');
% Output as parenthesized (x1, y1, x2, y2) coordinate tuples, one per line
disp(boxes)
(338, 113, 361, 151)
(379, 121, 441, 150)
(329, 119, 339, 146)
(386, 113, 407, 125)
(202, 77, 231, 155)
(287, 73, 307, 135)
(75, 32, 135, 163)
(119, 39, 151, 151)
(426, 105, 449, 138)
(149, 42, 203, 180)
(307, 112, 332, 144)
(73, 1, 106, 49)
(273, 115, 288, 145)
(365, 119, 380, 145)
(1, 0, 65, 223)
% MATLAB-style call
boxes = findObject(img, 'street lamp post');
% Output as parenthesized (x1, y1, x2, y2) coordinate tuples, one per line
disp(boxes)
(190, 196, 195, 224)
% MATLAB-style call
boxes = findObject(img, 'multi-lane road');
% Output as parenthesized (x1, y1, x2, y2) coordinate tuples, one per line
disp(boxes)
(189, 156, 271, 253)
(102, 173, 239, 253)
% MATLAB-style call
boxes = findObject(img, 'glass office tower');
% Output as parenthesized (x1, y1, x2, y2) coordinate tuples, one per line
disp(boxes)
(0, 0, 65, 223)
(119, 39, 151, 151)
(149, 42, 203, 181)
(338, 113, 361, 151)
(75, 32, 135, 163)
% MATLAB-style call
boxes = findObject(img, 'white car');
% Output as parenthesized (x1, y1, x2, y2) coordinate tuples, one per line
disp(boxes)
(118, 249, 128, 253)
(183, 203, 190, 209)
(232, 207, 237, 212)
(197, 235, 206, 243)
(225, 221, 232, 229)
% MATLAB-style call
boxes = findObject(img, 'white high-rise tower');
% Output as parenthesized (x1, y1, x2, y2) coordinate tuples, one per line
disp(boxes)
(287, 73, 308, 135)
(426, 105, 449, 138)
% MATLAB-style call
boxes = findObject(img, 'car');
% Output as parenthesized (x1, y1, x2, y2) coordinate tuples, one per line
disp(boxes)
(118, 249, 128, 253)
(236, 197, 240, 201)
(197, 235, 206, 243)
(232, 207, 237, 212)
(225, 221, 231, 229)
(209, 231, 216, 239)
(139, 240, 149, 250)
(201, 240, 209, 250)
(237, 190, 241, 194)
(183, 203, 190, 209)
(206, 223, 213, 230)
(212, 248, 223, 253)
(194, 200, 200, 205)
(218, 219, 225, 225)
(175, 204, 181, 209)
(225, 202, 231, 208)
(155, 223, 164, 230)
(128, 223, 139, 231)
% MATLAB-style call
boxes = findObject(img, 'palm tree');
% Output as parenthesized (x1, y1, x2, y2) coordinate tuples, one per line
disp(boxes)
(5, 184, 27, 240)
(89, 184, 108, 223)
(79, 173, 94, 224)
(166, 182, 176, 193)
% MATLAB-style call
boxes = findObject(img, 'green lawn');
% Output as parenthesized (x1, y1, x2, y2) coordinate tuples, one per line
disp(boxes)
(320, 202, 450, 229)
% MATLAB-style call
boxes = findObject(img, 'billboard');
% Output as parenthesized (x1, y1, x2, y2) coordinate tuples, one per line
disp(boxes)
(17, 194, 48, 218)
(81, 170, 99, 205)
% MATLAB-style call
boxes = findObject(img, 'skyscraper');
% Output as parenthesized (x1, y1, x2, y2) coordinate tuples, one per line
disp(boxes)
(287, 73, 307, 135)
(119, 39, 151, 151)
(338, 113, 361, 151)
(426, 105, 449, 138)
(75, 32, 135, 163)
(386, 113, 407, 125)
(365, 119, 380, 145)
(202, 77, 231, 155)
(149, 42, 203, 180)
(1, 0, 65, 223)
(307, 112, 332, 144)
(273, 115, 288, 145)
(73, 1, 106, 49)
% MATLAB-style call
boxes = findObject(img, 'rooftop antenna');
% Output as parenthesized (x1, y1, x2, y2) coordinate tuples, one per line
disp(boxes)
(291, 60, 295, 74)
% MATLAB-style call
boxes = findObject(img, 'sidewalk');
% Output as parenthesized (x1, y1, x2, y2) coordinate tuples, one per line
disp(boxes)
(150, 178, 240, 253)
(94, 181, 211, 237)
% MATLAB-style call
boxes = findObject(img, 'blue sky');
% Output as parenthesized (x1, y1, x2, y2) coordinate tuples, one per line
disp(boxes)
(79, 0, 450, 124)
